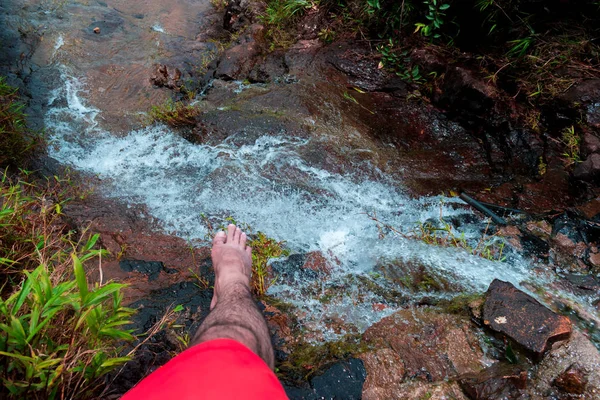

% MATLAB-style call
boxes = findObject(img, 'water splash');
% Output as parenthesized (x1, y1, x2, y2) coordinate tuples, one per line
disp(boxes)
(45, 69, 542, 338)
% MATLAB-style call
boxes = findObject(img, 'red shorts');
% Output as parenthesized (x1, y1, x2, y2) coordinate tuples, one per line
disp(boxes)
(122, 338, 288, 400)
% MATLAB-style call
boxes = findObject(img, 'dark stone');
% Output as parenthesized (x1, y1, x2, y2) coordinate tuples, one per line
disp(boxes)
(215, 42, 260, 80)
(482, 279, 572, 355)
(410, 48, 447, 76)
(284, 358, 366, 400)
(553, 365, 588, 395)
(150, 64, 182, 90)
(248, 53, 289, 83)
(573, 153, 600, 182)
(581, 131, 600, 158)
(119, 259, 165, 281)
(561, 79, 600, 128)
(310, 358, 366, 400)
(85, 11, 123, 39)
(438, 66, 496, 116)
(563, 273, 600, 294)
(459, 362, 528, 400)
(324, 42, 407, 93)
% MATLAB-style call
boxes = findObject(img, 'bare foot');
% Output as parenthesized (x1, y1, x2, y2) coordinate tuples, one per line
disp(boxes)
(210, 224, 253, 310)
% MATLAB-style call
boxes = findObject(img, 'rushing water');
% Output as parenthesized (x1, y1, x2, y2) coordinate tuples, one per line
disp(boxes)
(8, 0, 591, 341)
(44, 66, 540, 338)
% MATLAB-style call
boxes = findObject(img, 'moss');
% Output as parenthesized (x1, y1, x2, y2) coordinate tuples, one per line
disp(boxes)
(440, 293, 485, 316)
(148, 99, 201, 127)
(278, 333, 371, 382)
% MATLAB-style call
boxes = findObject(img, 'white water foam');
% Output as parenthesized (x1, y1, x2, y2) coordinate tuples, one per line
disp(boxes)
(45, 69, 540, 338)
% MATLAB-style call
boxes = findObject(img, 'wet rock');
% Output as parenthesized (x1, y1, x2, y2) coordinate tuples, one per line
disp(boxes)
(458, 362, 528, 400)
(85, 11, 123, 39)
(119, 259, 174, 281)
(553, 365, 587, 395)
(302, 251, 333, 273)
(573, 153, 600, 182)
(438, 66, 497, 117)
(215, 41, 260, 80)
(563, 273, 600, 295)
(284, 359, 366, 400)
(560, 79, 600, 128)
(531, 330, 600, 399)
(150, 64, 182, 90)
(482, 279, 572, 355)
(310, 359, 366, 400)
(359, 348, 405, 399)
(362, 307, 484, 395)
(324, 42, 408, 93)
(581, 131, 600, 158)
(248, 53, 288, 83)
(410, 47, 447, 76)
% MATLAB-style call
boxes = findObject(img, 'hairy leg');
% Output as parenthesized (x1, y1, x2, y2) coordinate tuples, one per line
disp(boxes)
(190, 224, 275, 369)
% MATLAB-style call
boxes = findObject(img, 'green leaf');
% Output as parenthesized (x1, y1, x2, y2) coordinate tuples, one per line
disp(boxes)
(72, 253, 89, 303)
(439, 3, 450, 10)
(173, 304, 184, 312)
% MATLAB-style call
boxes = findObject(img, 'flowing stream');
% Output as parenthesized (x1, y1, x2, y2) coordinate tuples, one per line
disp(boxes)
(6, 0, 596, 341)
(44, 65, 538, 338)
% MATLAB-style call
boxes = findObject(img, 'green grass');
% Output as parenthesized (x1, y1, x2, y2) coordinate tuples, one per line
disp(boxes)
(0, 77, 42, 169)
(0, 174, 135, 399)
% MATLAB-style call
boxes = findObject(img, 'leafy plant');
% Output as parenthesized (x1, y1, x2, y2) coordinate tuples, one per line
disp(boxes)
(0, 170, 135, 399)
(561, 125, 580, 167)
(0, 238, 135, 399)
(377, 39, 423, 83)
(368, 209, 506, 262)
(414, 0, 450, 39)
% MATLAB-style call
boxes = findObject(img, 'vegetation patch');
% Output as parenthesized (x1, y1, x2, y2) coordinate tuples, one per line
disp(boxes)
(148, 99, 202, 127)
(0, 174, 135, 399)
(278, 333, 370, 382)
(0, 77, 42, 169)
(369, 210, 507, 262)
(201, 215, 290, 296)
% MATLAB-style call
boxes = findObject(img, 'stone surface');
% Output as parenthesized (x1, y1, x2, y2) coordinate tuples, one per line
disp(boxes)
(582, 131, 600, 157)
(458, 362, 528, 400)
(574, 153, 600, 182)
(362, 307, 484, 398)
(530, 330, 600, 399)
(150, 64, 182, 90)
(482, 279, 572, 355)
(553, 365, 588, 395)
(561, 79, 600, 128)
(119, 259, 176, 281)
(284, 358, 367, 400)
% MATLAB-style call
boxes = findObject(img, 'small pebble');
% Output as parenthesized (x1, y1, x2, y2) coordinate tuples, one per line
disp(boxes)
(93, 27, 100, 34)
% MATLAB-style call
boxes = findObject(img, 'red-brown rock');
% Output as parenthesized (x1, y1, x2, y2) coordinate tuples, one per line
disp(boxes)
(553, 365, 588, 395)
(459, 363, 528, 400)
(482, 279, 572, 355)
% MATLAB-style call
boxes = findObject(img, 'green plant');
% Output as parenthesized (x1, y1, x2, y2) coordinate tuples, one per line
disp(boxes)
(561, 125, 580, 167)
(248, 231, 289, 296)
(148, 99, 201, 127)
(414, 0, 450, 39)
(368, 209, 506, 262)
(0, 238, 134, 399)
(0, 170, 135, 399)
(0, 77, 42, 169)
(377, 39, 423, 83)
(200, 216, 289, 296)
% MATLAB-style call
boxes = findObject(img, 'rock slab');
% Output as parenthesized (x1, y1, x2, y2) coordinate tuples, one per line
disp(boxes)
(482, 279, 572, 355)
